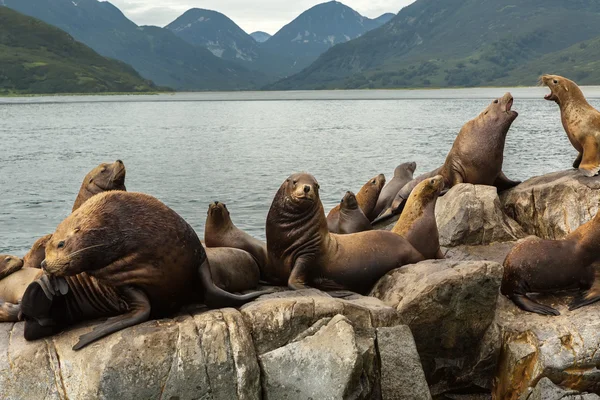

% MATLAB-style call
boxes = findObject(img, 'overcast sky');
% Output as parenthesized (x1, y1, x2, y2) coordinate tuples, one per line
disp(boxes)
(109, 0, 417, 34)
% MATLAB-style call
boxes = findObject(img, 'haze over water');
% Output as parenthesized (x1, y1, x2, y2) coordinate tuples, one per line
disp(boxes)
(1, 88, 597, 255)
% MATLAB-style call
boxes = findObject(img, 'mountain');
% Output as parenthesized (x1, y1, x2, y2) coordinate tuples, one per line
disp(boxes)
(0, 6, 157, 94)
(251, 31, 271, 43)
(3, 0, 263, 90)
(165, 8, 287, 77)
(373, 13, 395, 25)
(261, 1, 395, 76)
(271, 0, 600, 89)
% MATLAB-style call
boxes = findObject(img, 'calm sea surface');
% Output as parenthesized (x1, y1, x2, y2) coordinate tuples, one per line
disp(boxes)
(2, 87, 599, 255)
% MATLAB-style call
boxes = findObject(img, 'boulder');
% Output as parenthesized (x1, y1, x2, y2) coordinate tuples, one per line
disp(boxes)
(377, 325, 432, 400)
(523, 377, 600, 400)
(443, 241, 516, 265)
(371, 260, 503, 394)
(435, 184, 526, 247)
(492, 295, 600, 399)
(501, 170, 600, 240)
(259, 314, 374, 400)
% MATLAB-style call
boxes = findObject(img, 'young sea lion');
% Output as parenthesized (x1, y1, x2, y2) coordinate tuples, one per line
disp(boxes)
(0, 256, 41, 323)
(541, 74, 600, 177)
(20, 191, 270, 350)
(72, 159, 127, 212)
(264, 173, 425, 294)
(0, 254, 24, 280)
(373, 162, 417, 218)
(204, 201, 269, 273)
(338, 191, 372, 234)
(327, 174, 386, 232)
(22, 234, 52, 269)
(374, 93, 520, 224)
(501, 210, 600, 315)
(205, 247, 260, 293)
(391, 175, 445, 260)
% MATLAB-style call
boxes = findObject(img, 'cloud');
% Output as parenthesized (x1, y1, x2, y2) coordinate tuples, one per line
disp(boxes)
(108, 0, 416, 34)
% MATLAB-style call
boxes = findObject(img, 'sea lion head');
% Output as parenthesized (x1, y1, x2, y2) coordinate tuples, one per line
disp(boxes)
(207, 201, 233, 228)
(84, 160, 126, 193)
(360, 174, 386, 197)
(282, 173, 320, 209)
(0, 255, 23, 272)
(395, 162, 417, 178)
(23, 234, 53, 269)
(340, 191, 359, 211)
(541, 75, 579, 105)
(481, 93, 518, 126)
(416, 175, 445, 201)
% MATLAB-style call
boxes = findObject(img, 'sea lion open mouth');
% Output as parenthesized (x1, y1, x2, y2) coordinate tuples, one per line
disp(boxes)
(506, 98, 514, 112)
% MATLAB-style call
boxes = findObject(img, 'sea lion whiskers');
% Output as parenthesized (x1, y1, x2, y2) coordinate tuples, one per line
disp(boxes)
(64, 243, 108, 259)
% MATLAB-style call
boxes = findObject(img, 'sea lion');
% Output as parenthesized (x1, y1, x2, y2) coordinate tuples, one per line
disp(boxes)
(204, 201, 269, 273)
(72, 159, 126, 212)
(373, 162, 417, 218)
(205, 247, 260, 293)
(22, 234, 52, 269)
(338, 191, 372, 234)
(0, 254, 24, 280)
(541, 74, 600, 176)
(264, 173, 425, 294)
(391, 175, 445, 260)
(20, 191, 270, 350)
(327, 174, 386, 232)
(501, 210, 600, 315)
(374, 93, 520, 224)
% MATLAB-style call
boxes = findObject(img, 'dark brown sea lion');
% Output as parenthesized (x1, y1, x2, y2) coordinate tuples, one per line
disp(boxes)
(72, 159, 126, 212)
(373, 162, 417, 218)
(374, 93, 520, 224)
(541, 74, 600, 177)
(205, 247, 260, 293)
(391, 175, 444, 260)
(22, 234, 52, 269)
(0, 254, 24, 280)
(327, 174, 386, 232)
(204, 201, 269, 273)
(338, 191, 372, 234)
(264, 173, 425, 294)
(501, 211, 600, 315)
(20, 191, 269, 350)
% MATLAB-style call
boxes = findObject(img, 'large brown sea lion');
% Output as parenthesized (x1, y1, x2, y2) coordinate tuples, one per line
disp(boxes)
(338, 191, 372, 234)
(373, 162, 416, 218)
(264, 173, 425, 294)
(374, 93, 520, 224)
(541, 74, 600, 177)
(327, 174, 386, 232)
(204, 247, 260, 293)
(72, 160, 126, 211)
(204, 201, 269, 273)
(501, 210, 600, 315)
(391, 175, 444, 260)
(21, 161, 127, 272)
(20, 191, 270, 350)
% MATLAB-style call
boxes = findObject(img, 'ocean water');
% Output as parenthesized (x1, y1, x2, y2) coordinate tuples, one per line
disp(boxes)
(2, 87, 598, 255)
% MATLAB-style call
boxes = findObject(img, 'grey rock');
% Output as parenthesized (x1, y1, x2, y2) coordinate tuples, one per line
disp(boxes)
(371, 260, 502, 393)
(523, 377, 600, 400)
(435, 184, 526, 247)
(259, 314, 371, 400)
(377, 325, 432, 400)
(443, 241, 516, 265)
(501, 170, 600, 240)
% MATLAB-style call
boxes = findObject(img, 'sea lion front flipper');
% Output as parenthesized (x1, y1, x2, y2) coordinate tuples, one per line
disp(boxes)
(509, 294, 560, 316)
(435, 248, 446, 260)
(578, 138, 600, 177)
(0, 301, 20, 322)
(494, 172, 521, 192)
(73, 286, 150, 351)
(573, 152, 583, 169)
(288, 257, 312, 291)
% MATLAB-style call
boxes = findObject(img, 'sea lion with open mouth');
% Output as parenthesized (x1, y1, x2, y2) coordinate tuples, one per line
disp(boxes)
(541, 74, 600, 177)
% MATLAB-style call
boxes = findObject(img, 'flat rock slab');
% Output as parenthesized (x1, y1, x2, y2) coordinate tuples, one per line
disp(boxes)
(501, 170, 600, 240)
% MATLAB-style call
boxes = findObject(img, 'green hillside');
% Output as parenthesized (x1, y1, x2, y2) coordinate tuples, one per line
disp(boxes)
(269, 0, 600, 90)
(0, 6, 158, 94)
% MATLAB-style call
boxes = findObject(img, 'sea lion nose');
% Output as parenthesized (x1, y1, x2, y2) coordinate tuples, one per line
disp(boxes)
(304, 185, 311, 194)
(116, 159, 123, 164)
(41, 260, 47, 270)
(215, 201, 219, 205)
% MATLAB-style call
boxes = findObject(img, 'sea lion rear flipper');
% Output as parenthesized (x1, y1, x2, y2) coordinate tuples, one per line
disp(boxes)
(494, 172, 521, 192)
(73, 286, 151, 351)
(573, 152, 583, 169)
(509, 294, 560, 316)
(578, 138, 600, 177)
(569, 290, 600, 310)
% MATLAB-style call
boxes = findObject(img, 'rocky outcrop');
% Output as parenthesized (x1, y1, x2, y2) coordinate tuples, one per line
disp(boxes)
(443, 241, 516, 265)
(501, 170, 600, 240)
(435, 184, 526, 247)
(492, 295, 600, 399)
(524, 378, 600, 400)
(371, 260, 503, 395)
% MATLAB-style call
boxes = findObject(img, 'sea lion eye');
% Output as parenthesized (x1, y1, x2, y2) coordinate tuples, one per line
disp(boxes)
(57, 241, 65, 249)
(5, 257, 10, 262)
(494, 100, 499, 104)
(372, 180, 376, 184)
(293, 180, 298, 185)
(553, 79, 558, 84)
(101, 168, 107, 173)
